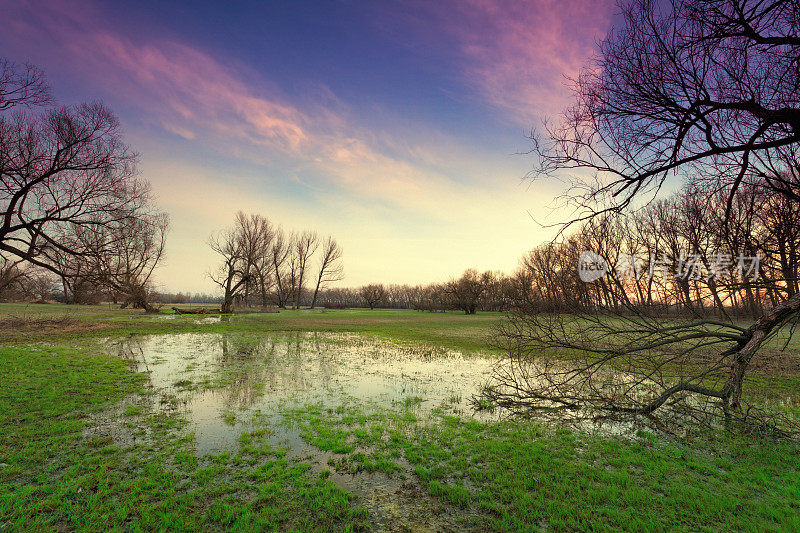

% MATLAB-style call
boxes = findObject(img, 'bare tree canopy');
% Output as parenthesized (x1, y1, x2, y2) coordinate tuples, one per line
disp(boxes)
(535, 0, 800, 221)
(292, 231, 318, 309)
(89, 212, 169, 312)
(208, 214, 343, 312)
(270, 228, 292, 308)
(359, 284, 386, 310)
(0, 254, 27, 297)
(209, 212, 275, 313)
(444, 269, 494, 315)
(310, 236, 343, 309)
(0, 58, 51, 110)
(0, 57, 167, 310)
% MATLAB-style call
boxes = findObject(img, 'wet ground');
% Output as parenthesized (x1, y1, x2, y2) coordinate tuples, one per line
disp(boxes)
(77, 330, 800, 530)
(87, 332, 499, 531)
(109, 332, 498, 448)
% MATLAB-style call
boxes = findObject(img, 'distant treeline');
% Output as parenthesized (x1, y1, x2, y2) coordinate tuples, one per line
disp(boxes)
(152, 292, 223, 305)
(316, 179, 797, 317)
(511, 179, 796, 317)
(0, 269, 224, 306)
(314, 271, 502, 314)
(3, 179, 793, 317)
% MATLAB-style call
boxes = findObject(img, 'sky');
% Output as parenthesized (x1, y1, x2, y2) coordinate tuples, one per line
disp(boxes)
(1, 0, 617, 293)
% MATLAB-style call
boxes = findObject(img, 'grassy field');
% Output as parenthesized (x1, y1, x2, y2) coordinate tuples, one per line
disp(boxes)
(0, 303, 502, 353)
(1, 303, 799, 531)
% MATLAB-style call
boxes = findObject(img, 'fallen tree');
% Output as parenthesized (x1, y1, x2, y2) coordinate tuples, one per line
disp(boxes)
(486, 295, 800, 418)
(171, 307, 218, 315)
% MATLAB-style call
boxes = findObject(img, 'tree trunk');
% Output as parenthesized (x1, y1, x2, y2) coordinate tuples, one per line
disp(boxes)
(722, 292, 800, 412)
(311, 273, 322, 309)
(294, 270, 304, 309)
(273, 265, 286, 308)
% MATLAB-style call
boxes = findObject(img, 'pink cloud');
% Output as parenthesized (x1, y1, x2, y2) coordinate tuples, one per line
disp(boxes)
(1, 0, 307, 151)
(380, 0, 615, 124)
(459, 0, 615, 121)
(0, 0, 564, 220)
(83, 35, 308, 150)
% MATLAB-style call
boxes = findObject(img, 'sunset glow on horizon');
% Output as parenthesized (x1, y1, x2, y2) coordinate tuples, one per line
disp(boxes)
(1, 0, 616, 293)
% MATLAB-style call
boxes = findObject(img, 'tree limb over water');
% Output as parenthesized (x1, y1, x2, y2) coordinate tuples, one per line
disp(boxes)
(491, 0, 800, 431)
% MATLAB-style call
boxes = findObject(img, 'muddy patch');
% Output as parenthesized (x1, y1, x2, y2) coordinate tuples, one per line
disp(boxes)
(0, 316, 110, 336)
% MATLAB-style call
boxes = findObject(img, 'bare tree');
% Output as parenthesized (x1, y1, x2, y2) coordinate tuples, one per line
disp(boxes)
(492, 0, 800, 426)
(91, 212, 169, 312)
(310, 236, 343, 309)
(269, 229, 292, 308)
(534, 0, 800, 221)
(49, 243, 101, 305)
(1, 57, 166, 305)
(26, 268, 56, 302)
(292, 231, 318, 309)
(359, 284, 386, 310)
(0, 254, 27, 298)
(209, 222, 248, 314)
(236, 212, 275, 306)
(208, 212, 277, 313)
(251, 224, 277, 308)
(444, 269, 493, 315)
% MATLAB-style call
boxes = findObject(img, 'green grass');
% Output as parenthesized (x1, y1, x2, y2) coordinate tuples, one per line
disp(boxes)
(283, 400, 800, 531)
(2, 303, 799, 531)
(222, 410, 237, 426)
(0, 338, 367, 531)
(0, 303, 502, 354)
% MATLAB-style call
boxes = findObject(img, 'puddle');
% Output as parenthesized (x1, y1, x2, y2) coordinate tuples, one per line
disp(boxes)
(108, 332, 497, 451)
(91, 332, 496, 530)
(193, 316, 222, 324)
(83, 331, 792, 528)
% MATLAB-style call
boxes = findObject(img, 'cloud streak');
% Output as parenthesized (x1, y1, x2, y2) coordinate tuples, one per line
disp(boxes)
(460, 0, 614, 120)
(376, 0, 615, 124)
(0, 0, 603, 290)
(1, 0, 486, 216)
(74, 31, 309, 150)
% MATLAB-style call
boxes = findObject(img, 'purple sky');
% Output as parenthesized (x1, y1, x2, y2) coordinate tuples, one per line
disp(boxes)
(1, 0, 616, 292)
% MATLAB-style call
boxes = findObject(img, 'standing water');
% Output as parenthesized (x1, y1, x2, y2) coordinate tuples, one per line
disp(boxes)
(87, 332, 499, 531)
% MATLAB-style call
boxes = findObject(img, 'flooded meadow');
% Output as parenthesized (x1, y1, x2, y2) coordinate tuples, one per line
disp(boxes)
(84, 332, 502, 530)
(5, 308, 800, 531)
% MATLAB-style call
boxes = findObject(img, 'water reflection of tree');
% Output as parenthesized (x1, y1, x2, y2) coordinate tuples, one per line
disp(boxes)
(112, 333, 344, 415)
(115, 337, 151, 377)
(212, 333, 337, 409)
(112, 336, 182, 412)
(215, 336, 274, 408)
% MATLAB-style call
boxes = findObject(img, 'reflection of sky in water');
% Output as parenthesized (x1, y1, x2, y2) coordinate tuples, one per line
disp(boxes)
(110, 333, 497, 453)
